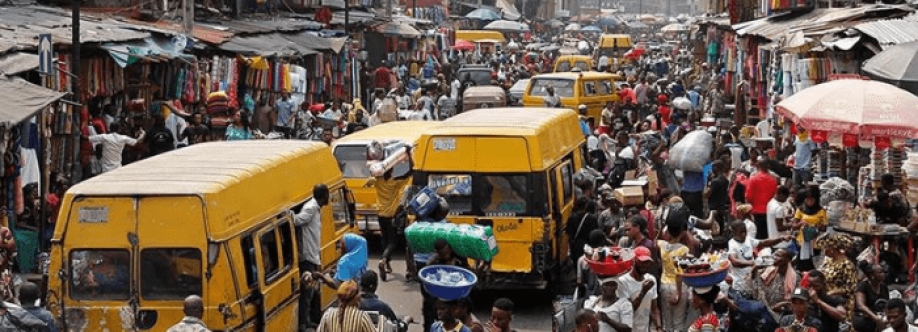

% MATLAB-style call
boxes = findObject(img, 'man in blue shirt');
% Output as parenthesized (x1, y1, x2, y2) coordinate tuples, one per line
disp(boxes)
(793, 126, 818, 187)
(274, 92, 295, 138)
(20, 282, 57, 332)
(359, 270, 411, 332)
(682, 167, 707, 218)
(687, 86, 702, 111)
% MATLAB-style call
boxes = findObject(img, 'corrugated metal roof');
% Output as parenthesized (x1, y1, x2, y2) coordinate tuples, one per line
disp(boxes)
(854, 19, 918, 48)
(693, 15, 732, 27)
(218, 33, 319, 57)
(113, 19, 236, 44)
(733, 4, 913, 41)
(0, 5, 150, 55)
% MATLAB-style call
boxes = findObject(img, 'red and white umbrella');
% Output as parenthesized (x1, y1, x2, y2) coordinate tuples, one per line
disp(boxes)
(453, 39, 475, 51)
(776, 79, 918, 147)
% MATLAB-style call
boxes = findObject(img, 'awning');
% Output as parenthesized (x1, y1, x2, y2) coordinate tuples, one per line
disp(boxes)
(375, 22, 422, 37)
(821, 35, 861, 50)
(283, 32, 348, 54)
(0, 52, 39, 76)
(218, 33, 318, 57)
(323, 0, 345, 9)
(0, 75, 67, 124)
(102, 36, 196, 68)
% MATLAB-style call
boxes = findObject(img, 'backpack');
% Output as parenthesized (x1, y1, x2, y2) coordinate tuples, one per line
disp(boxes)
(726, 142, 749, 162)
(152, 130, 172, 146)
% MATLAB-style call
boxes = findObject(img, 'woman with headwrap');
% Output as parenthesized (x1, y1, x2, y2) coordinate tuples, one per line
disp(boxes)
(687, 285, 721, 332)
(791, 187, 826, 272)
(316, 280, 376, 332)
(311, 233, 369, 290)
(816, 233, 858, 320)
(582, 275, 633, 332)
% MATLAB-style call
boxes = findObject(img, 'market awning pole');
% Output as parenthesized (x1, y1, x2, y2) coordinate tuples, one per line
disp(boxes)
(71, 0, 81, 183)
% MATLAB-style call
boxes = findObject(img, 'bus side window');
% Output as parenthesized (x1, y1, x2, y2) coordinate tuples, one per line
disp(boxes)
(560, 162, 573, 203)
(279, 221, 294, 271)
(260, 229, 280, 283)
(584, 82, 596, 96)
(330, 188, 351, 231)
(241, 234, 257, 287)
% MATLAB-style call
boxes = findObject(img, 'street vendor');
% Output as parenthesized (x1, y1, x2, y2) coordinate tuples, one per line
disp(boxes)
(583, 274, 633, 332)
(421, 238, 471, 332)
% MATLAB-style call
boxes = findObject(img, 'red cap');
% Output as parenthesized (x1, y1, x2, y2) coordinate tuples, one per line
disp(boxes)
(657, 94, 667, 102)
(634, 246, 652, 261)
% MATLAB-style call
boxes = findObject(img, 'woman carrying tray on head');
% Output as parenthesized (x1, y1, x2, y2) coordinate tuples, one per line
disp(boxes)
(687, 285, 721, 332)
(657, 204, 695, 332)
(583, 275, 633, 332)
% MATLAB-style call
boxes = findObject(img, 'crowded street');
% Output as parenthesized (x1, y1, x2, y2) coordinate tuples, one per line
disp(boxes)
(5, 0, 918, 330)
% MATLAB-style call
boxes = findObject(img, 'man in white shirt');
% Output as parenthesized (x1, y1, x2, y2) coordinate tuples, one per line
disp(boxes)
(727, 220, 793, 294)
(450, 77, 461, 102)
(394, 86, 413, 110)
(883, 298, 918, 332)
(618, 246, 659, 332)
(321, 101, 345, 121)
(598, 55, 610, 72)
(88, 123, 145, 173)
(295, 184, 329, 330)
(583, 275, 633, 332)
(766, 186, 794, 243)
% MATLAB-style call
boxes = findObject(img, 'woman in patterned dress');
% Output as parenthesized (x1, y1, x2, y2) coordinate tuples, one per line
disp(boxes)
(816, 234, 858, 320)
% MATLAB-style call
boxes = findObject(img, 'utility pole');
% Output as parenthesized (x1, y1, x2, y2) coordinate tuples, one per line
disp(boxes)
(71, 0, 81, 183)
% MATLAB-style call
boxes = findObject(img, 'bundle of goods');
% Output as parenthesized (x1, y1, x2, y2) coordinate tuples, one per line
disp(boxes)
(905, 152, 918, 204)
(407, 187, 441, 218)
(676, 252, 730, 288)
(672, 97, 692, 111)
(405, 222, 499, 261)
(825, 149, 843, 179)
(379, 98, 398, 123)
(845, 147, 860, 186)
(584, 247, 634, 277)
(818, 177, 856, 206)
(859, 165, 875, 202)
(826, 200, 851, 226)
(889, 147, 906, 187)
(871, 149, 887, 189)
(367, 140, 409, 177)
(839, 206, 875, 232)
(206, 91, 233, 128)
(667, 130, 714, 172)
(419, 265, 478, 301)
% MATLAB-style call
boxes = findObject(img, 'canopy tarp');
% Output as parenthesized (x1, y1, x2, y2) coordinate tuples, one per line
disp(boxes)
(0, 75, 66, 124)
(218, 33, 318, 57)
(0, 52, 39, 76)
(102, 36, 196, 68)
(375, 22, 422, 37)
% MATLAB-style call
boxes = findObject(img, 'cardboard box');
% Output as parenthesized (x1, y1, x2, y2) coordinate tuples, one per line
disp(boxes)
(614, 186, 644, 206)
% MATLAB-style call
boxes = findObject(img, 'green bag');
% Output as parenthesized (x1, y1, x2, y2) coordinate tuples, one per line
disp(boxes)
(405, 222, 499, 261)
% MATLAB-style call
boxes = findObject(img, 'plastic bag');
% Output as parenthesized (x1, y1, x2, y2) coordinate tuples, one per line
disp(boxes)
(672, 97, 692, 110)
(666, 130, 713, 172)
(819, 177, 856, 206)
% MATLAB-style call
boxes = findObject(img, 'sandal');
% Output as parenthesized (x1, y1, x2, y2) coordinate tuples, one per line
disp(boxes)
(385, 262, 393, 274)
(378, 260, 388, 282)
